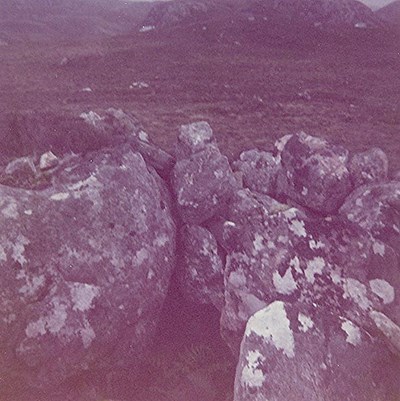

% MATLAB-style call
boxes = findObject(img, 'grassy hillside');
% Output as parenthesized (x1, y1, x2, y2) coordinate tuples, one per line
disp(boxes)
(1, 27, 399, 170)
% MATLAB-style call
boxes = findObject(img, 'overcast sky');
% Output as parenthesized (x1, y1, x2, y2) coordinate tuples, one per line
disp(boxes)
(126, 0, 395, 9)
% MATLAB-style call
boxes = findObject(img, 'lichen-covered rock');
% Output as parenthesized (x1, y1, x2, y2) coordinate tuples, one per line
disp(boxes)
(232, 150, 278, 196)
(0, 145, 176, 396)
(234, 300, 400, 401)
(175, 121, 217, 161)
(219, 188, 399, 354)
(177, 225, 224, 310)
(340, 181, 400, 252)
(276, 132, 352, 214)
(172, 144, 239, 225)
(80, 108, 175, 177)
(349, 147, 389, 188)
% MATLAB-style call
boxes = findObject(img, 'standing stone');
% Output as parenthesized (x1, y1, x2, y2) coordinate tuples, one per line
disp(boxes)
(172, 123, 239, 225)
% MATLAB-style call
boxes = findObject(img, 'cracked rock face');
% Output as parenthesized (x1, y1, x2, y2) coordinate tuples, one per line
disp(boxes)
(177, 224, 224, 311)
(0, 145, 176, 393)
(276, 132, 352, 214)
(219, 188, 399, 354)
(234, 300, 400, 401)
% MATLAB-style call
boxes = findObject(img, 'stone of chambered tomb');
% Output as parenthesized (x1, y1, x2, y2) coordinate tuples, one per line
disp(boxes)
(0, 109, 399, 401)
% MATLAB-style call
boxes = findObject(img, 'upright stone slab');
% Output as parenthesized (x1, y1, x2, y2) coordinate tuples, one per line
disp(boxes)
(172, 122, 239, 225)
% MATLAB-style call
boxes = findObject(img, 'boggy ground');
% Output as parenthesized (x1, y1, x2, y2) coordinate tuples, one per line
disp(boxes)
(0, 22, 399, 401)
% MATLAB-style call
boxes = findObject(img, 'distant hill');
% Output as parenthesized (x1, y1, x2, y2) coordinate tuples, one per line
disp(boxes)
(376, 0, 400, 26)
(142, 0, 385, 32)
(0, 0, 156, 42)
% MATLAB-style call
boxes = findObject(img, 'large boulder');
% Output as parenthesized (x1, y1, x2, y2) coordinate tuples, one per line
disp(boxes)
(276, 132, 352, 215)
(171, 122, 239, 225)
(232, 149, 278, 196)
(0, 145, 176, 398)
(219, 188, 399, 354)
(348, 147, 389, 188)
(234, 300, 400, 401)
(340, 181, 400, 252)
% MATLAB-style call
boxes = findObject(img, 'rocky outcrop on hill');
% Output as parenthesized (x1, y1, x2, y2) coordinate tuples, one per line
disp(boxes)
(0, 110, 399, 401)
(142, 0, 385, 31)
(376, 0, 400, 26)
(255, 0, 384, 28)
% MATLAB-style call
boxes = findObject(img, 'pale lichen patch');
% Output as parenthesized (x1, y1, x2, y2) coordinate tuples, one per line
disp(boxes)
(305, 257, 325, 284)
(2, 200, 19, 219)
(12, 234, 30, 266)
(18, 273, 45, 297)
(25, 297, 68, 338)
(273, 269, 297, 295)
(372, 242, 385, 257)
(253, 233, 265, 253)
(245, 301, 295, 358)
(289, 256, 301, 273)
(342, 278, 371, 310)
(50, 192, 70, 201)
(241, 350, 266, 388)
(70, 283, 100, 312)
(153, 234, 169, 247)
(298, 313, 314, 332)
(288, 219, 307, 238)
(341, 319, 361, 346)
(309, 239, 325, 250)
(369, 279, 395, 305)
(134, 248, 149, 265)
(80, 318, 96, 348)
